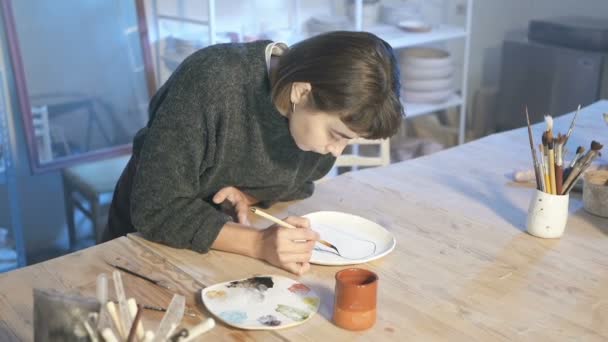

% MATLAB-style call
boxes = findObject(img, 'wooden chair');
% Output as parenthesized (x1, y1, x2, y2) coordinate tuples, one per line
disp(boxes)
(61, 154, 130, 249)
(334, 138, 391, 169)
(31, 105, 53, 163)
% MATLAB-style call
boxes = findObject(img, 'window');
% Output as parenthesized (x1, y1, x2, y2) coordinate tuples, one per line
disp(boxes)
(0, 0, 155, 172)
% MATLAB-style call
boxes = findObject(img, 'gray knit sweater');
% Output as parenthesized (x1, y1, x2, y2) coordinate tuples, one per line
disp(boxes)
(106, 40, 336, 252)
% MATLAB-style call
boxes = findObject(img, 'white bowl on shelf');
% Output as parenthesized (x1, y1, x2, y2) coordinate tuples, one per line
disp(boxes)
(397, 20, 432, 33)
(401, 64, 454, 80)
(402, 89, 453, 104)
(402, 77, 453, 92)
(400, 47, 452, 68)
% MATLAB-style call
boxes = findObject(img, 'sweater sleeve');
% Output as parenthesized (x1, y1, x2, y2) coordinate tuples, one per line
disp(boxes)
(130, 59, 231, 253)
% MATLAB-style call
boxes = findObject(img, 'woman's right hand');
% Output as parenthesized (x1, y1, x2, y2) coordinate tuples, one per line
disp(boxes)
(259, 216, 319, 275)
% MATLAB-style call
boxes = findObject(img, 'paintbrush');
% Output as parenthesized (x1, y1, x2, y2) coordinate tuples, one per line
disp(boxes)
(563, 104, 581, 145)
(525, 107, 542, 190)
(555, 134, 566, 195)
(547, 136, 557, 195)
(569, 146, 585, 168)
(250, 207, 341, 256)
(545, 116, 557, 194)
(115, 302, 198, 318)
(126, 304, 142, 342)
(142, 304, 198, 318)
(538, 144, 548, 192)
(562, 141, 604, 194)
(540, 139, 550, 193)
(564, 146, 585, 180)
(105, 261, 172, 291)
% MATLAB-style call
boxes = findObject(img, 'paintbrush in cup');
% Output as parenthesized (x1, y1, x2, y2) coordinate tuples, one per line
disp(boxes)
(555, 134, 566, 195)
(562, 141, 604, 194)
(545, 116, 557, 194)
(541, 132, 552, 194)
(563, 104, 581, 145)
(525, 107, 542, 191)
(569, 146, 585, 168)
(539, 143, 549, 192)
(565, 145, 585, 180)
(249, 207, 341, 256)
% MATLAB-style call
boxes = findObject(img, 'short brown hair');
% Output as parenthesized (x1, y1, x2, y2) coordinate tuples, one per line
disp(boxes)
(271, 31, 404, 139)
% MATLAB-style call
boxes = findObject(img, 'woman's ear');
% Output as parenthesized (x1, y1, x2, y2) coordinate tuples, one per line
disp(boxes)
(290, 82, 312, 105)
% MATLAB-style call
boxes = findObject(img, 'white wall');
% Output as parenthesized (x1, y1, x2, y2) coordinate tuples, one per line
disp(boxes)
(467, 0, 608, 133)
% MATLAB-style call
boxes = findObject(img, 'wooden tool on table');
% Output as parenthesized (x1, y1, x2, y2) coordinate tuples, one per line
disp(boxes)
(105, 261, 172, 291)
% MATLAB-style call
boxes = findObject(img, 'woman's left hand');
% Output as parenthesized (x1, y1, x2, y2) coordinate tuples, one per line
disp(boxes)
(212, 186, 258, 225)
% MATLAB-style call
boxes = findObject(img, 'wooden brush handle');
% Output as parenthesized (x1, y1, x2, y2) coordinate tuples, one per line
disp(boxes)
(548, 149, 557, 194)
(555, 165, 564, 195)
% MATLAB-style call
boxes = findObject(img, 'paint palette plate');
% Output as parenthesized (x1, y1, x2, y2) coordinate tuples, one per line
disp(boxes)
(304, 211, 396, 266)
(201, 275, 319, 330)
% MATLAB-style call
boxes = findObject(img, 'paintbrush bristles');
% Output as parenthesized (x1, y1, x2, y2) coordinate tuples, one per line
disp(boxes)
(544, 115, 553, 134)
(561, 141, 604, 194)
(569, 146, 585, 168)
(556, 134, 566, 165)
(591, 140, 603, 151)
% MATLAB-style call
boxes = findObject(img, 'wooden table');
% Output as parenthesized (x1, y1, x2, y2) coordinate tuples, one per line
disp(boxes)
(1, 101, 607, 341)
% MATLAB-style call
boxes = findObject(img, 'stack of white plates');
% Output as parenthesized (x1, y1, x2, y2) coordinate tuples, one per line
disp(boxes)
(306, 16, 352, 35)
(400, 48, 454, 104)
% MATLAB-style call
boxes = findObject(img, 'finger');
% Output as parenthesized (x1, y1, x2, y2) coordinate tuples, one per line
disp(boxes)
(283, 240, 316, 253)
(236, 202, 250, 225)
(283, 228, 319, 242)
(279, 252, 313, 264)
(283, 216, 311, 229)
(298, 262, 311, 275)
(283, 262, 302, 275)
(212, 188, 230, 204)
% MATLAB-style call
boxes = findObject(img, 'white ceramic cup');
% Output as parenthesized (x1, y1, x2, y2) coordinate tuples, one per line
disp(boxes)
(526, 190, 569, 238)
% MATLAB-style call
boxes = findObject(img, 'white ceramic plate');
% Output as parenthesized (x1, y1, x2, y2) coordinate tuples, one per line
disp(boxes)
(400, 47, 452, 68)
(402, 88, 453, 104)
(202, 275, 320, 330)
(402, 76, 453, 91)
(401, 64, 454, 80)
(304, 211, 396, 266)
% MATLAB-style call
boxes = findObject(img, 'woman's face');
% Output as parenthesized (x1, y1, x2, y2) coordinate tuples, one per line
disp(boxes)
(288, 105, 359, 157)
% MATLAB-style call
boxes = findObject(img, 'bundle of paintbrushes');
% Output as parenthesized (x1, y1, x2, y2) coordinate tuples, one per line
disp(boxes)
(525, 106, 604, 196)
(91, 271, 214, 342)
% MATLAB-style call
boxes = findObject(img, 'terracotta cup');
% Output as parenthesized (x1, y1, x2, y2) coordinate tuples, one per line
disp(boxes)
(333, 268, 378, 330)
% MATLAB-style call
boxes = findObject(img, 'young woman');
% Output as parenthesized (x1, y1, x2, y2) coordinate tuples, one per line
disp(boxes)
(105, 31, 404, 275)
